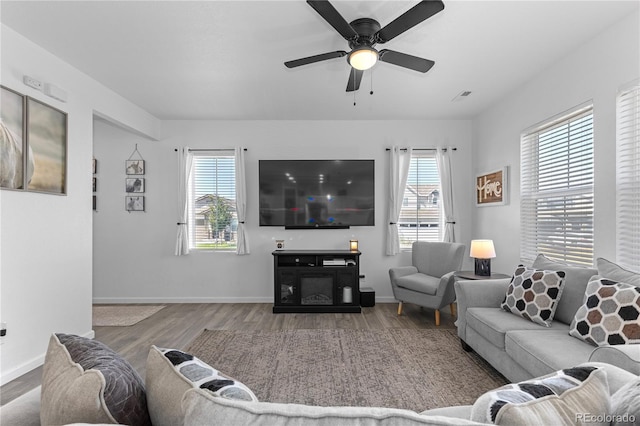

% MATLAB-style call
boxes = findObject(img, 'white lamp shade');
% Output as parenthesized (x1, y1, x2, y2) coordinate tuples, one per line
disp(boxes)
(470, 240, 496, 259)
(348, 47, 378, 71)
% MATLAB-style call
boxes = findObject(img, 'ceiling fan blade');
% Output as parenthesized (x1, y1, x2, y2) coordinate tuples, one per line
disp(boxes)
(379, 49, 435, 73)
(307, 0, 358, 41)
(346, 68, 364, 92)
(285, 51, 347, 68)
(375, 0, 444, 43)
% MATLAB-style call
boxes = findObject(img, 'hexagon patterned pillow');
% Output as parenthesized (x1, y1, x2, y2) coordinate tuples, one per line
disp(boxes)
(569, 276, 640, 346)
(501, 265, 566, 327)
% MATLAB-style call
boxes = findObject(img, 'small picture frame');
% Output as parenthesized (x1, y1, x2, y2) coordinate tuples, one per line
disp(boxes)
(125, 195, 145, 211)
(92, 177, 97, 192)
(125, 160, 145, 175)
(125, 177, 145, 193)
(92, 158, 97, 174)
(476, 167, 508, 207)
(93, 195, 97, 211)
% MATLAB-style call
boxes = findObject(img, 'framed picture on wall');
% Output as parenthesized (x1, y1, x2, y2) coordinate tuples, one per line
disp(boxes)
(125, 177, 144, 193)
(26, 97, 67, 194)
(92, 177, 97, 192)
(1, 85, 26, 190)
(125, 195, 145, 212)
(92, 158, 97, 174)
(476, 167, 508, 207)
(125, 160, 145, 175)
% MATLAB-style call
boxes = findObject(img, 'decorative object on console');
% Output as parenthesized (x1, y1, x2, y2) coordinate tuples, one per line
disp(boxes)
(470, 239, 496, 276)
(275, 239, 285, 250)
(350, 239, 358, 251)
(500, 265, 566, 327)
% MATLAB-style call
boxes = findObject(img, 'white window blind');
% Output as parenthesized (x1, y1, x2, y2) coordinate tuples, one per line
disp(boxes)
(398, 151, 442, 250)
(520, 105, 594, 266)
(616, 82, 640, 271)
(188, 152, 237, 251)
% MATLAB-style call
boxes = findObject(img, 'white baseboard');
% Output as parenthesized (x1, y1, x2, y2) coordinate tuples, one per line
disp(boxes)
(93, 296, 397, 304)
(0, 330, 94, 386)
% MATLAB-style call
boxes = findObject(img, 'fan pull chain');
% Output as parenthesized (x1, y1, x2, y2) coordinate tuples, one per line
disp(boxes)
(370, 69, 374, 95)
(353, 71, 357, 106)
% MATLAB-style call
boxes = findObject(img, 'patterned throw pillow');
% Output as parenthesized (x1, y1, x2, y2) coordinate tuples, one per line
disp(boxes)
(501, 265, 566, 327)
(470, 366, 609, 425)
(145, 345, 258, 426)
(569, 276, 640, 346)
(40, 333, 152, 426)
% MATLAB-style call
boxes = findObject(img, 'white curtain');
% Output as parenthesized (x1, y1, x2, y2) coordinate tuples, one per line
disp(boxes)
(175, 147, 193, 256)
(235, 147, 250, 255)
(386, 146, 412, 255)
(436, 147, 456, 243)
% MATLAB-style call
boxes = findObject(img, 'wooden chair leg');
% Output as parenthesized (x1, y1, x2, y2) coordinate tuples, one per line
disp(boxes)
(397, 302, 403, 315)
(450, 303, 456, 317)
(435, 309, 441, 326)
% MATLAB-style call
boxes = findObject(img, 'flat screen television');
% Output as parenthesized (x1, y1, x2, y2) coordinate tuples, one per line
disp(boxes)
(259, 160, 374, 228)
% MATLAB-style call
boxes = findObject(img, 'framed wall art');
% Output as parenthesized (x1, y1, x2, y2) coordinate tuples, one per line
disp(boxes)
(476, 167, 508, 207)
(0, 86, 67, 194)
(125, 159, 144, 175)
(125, 177, 144, 193)
(125, 195, 145, 212)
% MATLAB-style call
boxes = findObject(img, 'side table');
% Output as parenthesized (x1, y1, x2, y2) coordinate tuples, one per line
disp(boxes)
(454, 271, 511, 281)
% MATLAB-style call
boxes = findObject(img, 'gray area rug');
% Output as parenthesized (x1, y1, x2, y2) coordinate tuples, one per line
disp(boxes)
(186, 328, 508, 411)
(92, 304, 165, 326)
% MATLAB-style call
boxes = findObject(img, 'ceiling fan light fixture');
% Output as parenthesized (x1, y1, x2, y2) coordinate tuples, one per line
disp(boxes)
(348, 46, 378, 71)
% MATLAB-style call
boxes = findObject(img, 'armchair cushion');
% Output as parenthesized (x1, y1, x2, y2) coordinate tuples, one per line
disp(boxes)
(395, 273, 441, 296)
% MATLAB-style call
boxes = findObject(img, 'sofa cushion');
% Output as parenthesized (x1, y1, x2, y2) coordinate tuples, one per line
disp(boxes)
(466, 308, 569, 350)
(40, 333, 151, 426)
(395, 273, 440, 295)
(596, 257, 640, 286)
(470, 366, 610, 425)
(500, 265, 566, 327)
(610, 376, 640, 426)
(569, 276, 640, 346)
(182, 387, 486, 426)
(532, 254, 597, 325)
(146, 345, 258, 426)
(505, 330, 594, 378)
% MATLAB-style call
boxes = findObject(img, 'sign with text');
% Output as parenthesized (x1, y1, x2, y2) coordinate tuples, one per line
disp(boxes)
(476, 167, 508, 206)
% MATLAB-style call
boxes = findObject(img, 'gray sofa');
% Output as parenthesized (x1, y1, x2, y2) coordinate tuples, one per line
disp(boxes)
(455, 255, 640, 383)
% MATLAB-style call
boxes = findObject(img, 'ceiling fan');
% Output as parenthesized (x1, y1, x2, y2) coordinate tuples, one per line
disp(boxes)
(285, 0, 445, 92)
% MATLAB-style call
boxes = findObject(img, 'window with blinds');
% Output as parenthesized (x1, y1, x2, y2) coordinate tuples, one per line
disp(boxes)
(188, 152, 237, 250)
(616, 82, 640, 271)
(520, 105, 594, 266)
(398, 151, 442, 250)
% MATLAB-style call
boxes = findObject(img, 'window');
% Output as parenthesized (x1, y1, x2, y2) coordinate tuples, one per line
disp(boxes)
(398, 151, 442, 250)
(188, 152, 237, 250)
(616, 82, 640, 271)
(520, 104, 594, 266)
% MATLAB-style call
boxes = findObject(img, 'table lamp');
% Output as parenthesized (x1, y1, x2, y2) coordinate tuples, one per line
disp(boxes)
(470, 240, 496, 276)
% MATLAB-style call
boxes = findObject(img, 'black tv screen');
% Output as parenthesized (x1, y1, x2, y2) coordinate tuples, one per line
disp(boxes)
(259, 160, 374, 227)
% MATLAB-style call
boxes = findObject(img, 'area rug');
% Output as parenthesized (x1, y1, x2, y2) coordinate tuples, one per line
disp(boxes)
(186, 328, 508, 411)
(92, 304, 165, 326)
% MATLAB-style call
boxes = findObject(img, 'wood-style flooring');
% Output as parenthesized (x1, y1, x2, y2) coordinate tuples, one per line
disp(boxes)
(0, 302, 456, 406)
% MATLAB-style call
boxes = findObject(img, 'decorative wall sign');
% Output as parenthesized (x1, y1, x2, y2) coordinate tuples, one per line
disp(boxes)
(476, 167, 508, 206)
(125, 195, 145, 212)
(1, 86, 67, 194)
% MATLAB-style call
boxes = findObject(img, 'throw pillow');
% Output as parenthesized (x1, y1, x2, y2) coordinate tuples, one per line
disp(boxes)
(596, 258, 640, 286)
(501, 265, 566, 327)
(569, 276, 640, 346)
(610, 376, 640, 426)
(145, 345, 258, 426)
(470, 366, 610, 425)
(532, 254, 597, 325)
(40, 333, 152, 426)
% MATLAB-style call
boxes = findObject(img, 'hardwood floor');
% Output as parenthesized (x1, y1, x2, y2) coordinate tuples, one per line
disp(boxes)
(0, 302, 456, 406)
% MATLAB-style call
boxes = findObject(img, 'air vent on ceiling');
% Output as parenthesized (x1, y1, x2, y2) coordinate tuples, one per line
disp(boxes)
(452, 90, 472, 102)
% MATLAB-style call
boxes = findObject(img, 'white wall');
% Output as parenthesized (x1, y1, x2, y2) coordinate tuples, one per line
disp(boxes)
(472, 12, 640, 274)
(93, 120, 475, 303)
(0, 25, 160, 384)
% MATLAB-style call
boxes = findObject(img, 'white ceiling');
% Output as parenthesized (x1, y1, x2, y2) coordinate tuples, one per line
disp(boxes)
(2, 1, 637, 120)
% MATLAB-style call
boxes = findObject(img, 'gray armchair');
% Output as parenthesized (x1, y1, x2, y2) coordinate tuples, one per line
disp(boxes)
(389, 241, 466, 326)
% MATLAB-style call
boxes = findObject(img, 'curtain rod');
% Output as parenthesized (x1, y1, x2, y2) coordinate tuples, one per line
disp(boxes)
(174, 148, 247, 152)
(385, 147, 457, 152)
